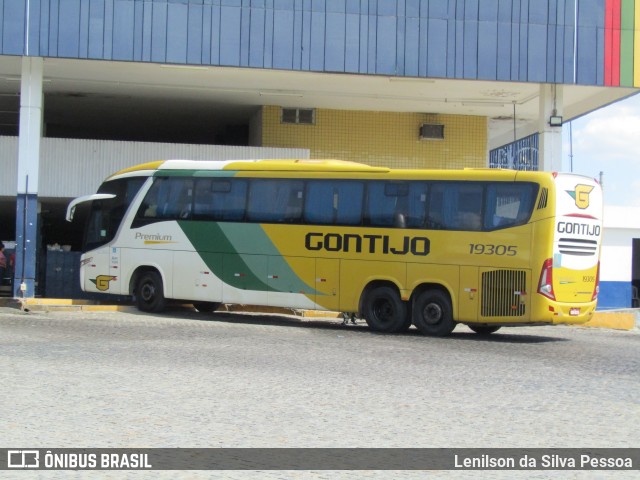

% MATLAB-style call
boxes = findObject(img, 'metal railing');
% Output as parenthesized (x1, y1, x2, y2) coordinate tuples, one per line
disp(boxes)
(489, 133, 539, 171)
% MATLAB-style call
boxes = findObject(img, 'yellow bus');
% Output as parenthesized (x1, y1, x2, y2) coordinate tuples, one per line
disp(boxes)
(66, 159, 602, 336)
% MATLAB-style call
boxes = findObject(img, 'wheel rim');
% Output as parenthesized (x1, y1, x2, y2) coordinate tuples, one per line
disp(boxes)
(373, 298, 394, 325)
(423, 302, 443, 325)
(140, 282, 156, 302)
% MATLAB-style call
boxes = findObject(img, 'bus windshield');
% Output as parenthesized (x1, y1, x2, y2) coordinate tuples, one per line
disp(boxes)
(84, 177, 146, 251)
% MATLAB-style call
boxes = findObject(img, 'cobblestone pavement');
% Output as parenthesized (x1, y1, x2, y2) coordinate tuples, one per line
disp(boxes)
(1, 306, 638, 479)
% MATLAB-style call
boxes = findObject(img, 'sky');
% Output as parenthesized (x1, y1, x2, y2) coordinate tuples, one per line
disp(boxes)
(563, 92, 640, 207)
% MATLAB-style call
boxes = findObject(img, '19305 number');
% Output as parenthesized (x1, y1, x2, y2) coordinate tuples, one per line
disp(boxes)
(469, 244, 518, 256)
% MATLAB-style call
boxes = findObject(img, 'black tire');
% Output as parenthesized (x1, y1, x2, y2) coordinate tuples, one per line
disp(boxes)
(363, 286, 408, 333)
(469, 325, 501, 335)
(135, 271, 166, 313)
(412, 289, 456, 337)
(193, 301, 221, 313)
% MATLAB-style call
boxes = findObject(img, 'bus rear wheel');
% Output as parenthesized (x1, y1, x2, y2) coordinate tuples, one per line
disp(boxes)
(363, 286, 408, 333)
(193, 301, 221, 313)
(412, 290, 455, 337)
(136, 271, 166, 313)
(469, 325, 501, 335)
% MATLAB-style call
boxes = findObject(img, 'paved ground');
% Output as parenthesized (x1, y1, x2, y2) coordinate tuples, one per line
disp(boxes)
(1, 306, 638, 478)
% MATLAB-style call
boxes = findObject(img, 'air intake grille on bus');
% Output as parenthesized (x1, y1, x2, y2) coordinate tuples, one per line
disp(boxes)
(558, 238, 598, 256)
(481, 270, 527, 317)
(537, 188, 548, 209)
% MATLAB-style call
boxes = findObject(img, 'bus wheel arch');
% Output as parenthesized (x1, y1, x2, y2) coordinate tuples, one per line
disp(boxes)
(411, 285, 456, 337)
(359, 281, 411, 333)
(131, 267, 166, 313)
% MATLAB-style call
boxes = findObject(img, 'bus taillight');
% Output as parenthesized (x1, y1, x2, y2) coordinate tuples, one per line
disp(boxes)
(592, 261, 600, 301)
(538, 258, 555, 300)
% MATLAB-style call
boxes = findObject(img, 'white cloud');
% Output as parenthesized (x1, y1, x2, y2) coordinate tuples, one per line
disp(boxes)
(624, 177, 640, 207)
(571, 101, 640, 162)
(564, 94, 640, 206)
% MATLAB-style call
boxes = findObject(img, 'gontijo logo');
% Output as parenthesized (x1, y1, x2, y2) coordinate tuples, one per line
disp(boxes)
(90, 275, 117, 291)
(566, 184, 594, 210)
(305, 232, 430, 256)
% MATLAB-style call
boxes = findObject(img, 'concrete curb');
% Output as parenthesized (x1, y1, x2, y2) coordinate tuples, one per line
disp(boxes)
(0, 298, 337, 317)
(0, 297, 135, 313)
(584, 310, 638, 331)
(1, 298, 637, 330)
(220, 303, 340, 318)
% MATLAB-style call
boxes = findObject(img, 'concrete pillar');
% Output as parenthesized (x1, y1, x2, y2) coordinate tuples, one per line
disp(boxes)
(538, 84, 563, 172)
(14, 57, 44, 298)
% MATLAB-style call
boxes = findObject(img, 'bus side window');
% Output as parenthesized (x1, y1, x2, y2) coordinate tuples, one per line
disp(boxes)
(193, 178, 214, 219)
(155, 178, 193, 220)
(429, 183, 483, 231)
(133, 177, 193, 225)
(484, 183, 537, 230)
(366, 182, 409, 227)
(188, 178, 248, 222)
(247, 179, 303, 223)
(210, 179, 247, 221)
(334, 181, 364, 225)
(426, 186, 445, 229)
(134, 178, 164, 224)
(457, 187, 483, 230)
(407, 182, 428, 228)
(305, 182, 334, 224)
(304, 180, 364, 225)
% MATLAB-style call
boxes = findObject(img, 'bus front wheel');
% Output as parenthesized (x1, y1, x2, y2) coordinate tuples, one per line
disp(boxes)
(412, 290, 456, 337)
(136, 271, 166, 313)
(363, 286, 408, 333)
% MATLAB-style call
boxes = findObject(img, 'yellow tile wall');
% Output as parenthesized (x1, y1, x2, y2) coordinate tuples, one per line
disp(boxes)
(260, 106, 487, 169)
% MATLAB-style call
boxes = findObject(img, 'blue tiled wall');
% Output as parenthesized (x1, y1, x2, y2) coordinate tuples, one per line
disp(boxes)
(0, 0, 605, 85)
(598, 281, 632, 310)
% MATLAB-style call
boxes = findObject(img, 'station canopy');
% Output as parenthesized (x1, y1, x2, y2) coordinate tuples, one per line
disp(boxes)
(0, 55, 636, 151)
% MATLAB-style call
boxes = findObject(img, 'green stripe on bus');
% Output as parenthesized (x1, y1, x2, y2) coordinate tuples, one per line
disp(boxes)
(178, 221, 317, 295)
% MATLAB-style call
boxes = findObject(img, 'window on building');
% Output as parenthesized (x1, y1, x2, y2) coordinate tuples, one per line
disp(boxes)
(281, 108, 315, 125)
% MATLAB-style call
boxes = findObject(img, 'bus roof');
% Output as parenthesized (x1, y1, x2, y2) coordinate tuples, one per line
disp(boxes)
(110, 159, 390, 178)
(107, 159, 597, 185)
